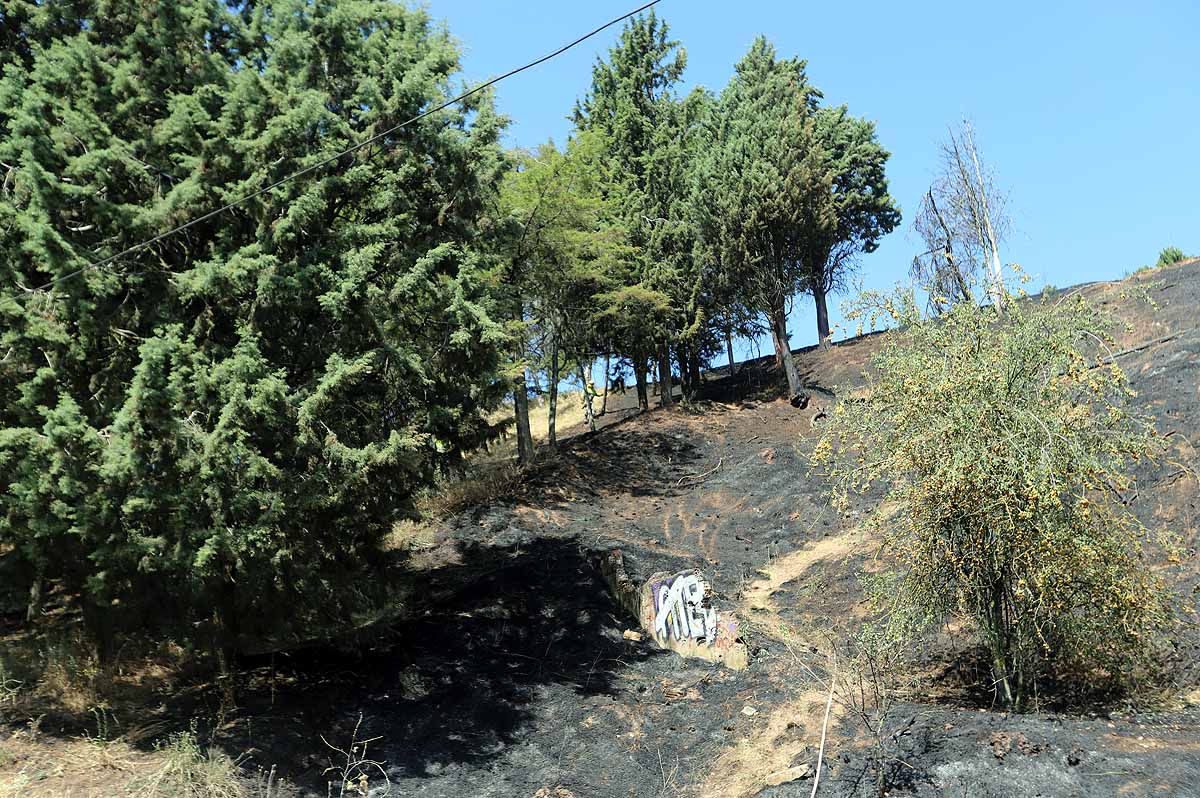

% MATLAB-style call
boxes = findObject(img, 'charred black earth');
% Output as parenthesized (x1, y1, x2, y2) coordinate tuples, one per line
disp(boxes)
(227, 260, 1200, 798)
(13, 261, 1198, 798)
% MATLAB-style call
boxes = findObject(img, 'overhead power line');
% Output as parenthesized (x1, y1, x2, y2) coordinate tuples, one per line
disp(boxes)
(23, 0, 663, 295)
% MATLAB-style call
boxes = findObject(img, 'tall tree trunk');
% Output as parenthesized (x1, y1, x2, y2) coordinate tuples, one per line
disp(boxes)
(771, 323, 784, 371)
(657, 344, 673, 407)
(513, 369, 534, 465)
(928, 189, 971, 305)
(813, 284, 832, 349)
(769, 305, 802, 399)
(988, 579, 1016, 707)
(599, 353, 611, 416)
(725, 331, 736, 376)
(547, 339, 559, 447)
(966, 128, 1005, 311)
(676, 344, 691, 398)
(634, 362, 649, 412)
(216, 568, 240, 681)
(82, 593, 115, 666)
(26, 565, 43, 623)
(688, 343, 702, 394)
(577, 363, 597, 433)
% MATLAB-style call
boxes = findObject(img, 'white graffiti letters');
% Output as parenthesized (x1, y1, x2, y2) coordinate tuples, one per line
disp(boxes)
(652, 572, 718, 646)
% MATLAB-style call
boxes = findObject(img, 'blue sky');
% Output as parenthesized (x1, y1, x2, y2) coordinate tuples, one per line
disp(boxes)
(428, 0, 1198, 358)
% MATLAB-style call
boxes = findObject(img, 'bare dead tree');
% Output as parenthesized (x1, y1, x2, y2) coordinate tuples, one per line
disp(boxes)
(911, 189, 972, 313)
(911, 120, 1010, 312)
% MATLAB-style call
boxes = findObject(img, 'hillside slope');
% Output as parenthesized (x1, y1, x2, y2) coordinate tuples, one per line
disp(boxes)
(264, 260, 1199, 797)
(3, 261, 1197, 798)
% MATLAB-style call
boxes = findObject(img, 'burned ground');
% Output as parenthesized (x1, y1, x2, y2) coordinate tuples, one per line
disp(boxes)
(3, 260, 1200, 797)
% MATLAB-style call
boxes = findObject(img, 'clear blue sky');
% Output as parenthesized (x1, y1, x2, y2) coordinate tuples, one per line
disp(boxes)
(428, 0, 1198, 358)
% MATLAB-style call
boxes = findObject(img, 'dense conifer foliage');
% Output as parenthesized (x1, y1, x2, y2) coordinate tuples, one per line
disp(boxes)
(0, 3, 900, 658)
(0, 0, 509, 658)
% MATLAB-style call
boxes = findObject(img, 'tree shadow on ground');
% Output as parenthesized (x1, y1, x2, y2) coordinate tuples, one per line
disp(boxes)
(699, 357, 785, 405)
(1, 537, 656, 794)
(218, 536, 656, 792)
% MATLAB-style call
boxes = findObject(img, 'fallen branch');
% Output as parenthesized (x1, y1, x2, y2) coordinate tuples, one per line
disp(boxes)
(676, 456, 723, 488)
(1093, 327, 1197, 367)
(1146, 467, 1197, 491)
(810, 672, 837, 798)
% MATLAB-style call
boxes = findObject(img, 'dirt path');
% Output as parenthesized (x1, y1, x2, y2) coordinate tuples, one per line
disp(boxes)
(703, 687, 837, 798)
(693, 524, 865, 798)
(742, 527, 862, 615)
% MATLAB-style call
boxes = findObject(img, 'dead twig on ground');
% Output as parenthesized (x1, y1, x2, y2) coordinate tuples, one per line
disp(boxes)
(810, 672, 836, 798)
(676, 457, 723, 488)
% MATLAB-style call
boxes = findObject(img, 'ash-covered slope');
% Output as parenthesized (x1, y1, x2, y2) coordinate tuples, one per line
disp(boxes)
(213, 260, 1200, 798)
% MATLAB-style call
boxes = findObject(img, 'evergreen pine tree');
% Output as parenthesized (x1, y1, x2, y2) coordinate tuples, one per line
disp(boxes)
(693, 37, 830, 399)
(1, 0, 510, 661)
(574, 10, 686, 405)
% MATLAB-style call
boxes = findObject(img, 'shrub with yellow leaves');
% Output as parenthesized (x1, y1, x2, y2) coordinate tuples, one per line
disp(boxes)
(811, 285, 1175, 709)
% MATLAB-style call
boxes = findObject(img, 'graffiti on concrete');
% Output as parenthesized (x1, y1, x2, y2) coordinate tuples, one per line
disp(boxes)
(651, 571, 718, 646)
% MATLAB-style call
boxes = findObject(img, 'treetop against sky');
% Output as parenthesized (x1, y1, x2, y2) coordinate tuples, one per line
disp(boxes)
(431, 0, 1199, 352)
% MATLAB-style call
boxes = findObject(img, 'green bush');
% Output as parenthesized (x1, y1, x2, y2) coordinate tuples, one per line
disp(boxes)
(812, 285, 1174, 708)
(1157, 246, 1186, 267)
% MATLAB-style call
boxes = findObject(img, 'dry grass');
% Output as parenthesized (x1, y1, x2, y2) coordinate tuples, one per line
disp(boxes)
(415, 460, 528, 521)
(384, 518, 438, 552)
(0, 664, 21, 709)
(126, 728, 247, 798)
(1, 626, 195, 724)
(525, 390, 590, 441)
(1, 728, 153, 798)
(483, 389, 590, 462)
(702, 686, 839, 798)
(36, 657, 107, 717)
(0, 723, 287, 798)
(703, 521, 864, 798)
(741, 527, 862, 616)
(0, 626, 110, 718)
(0, 626, 244, 795)
(427, 390, 592, 516)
